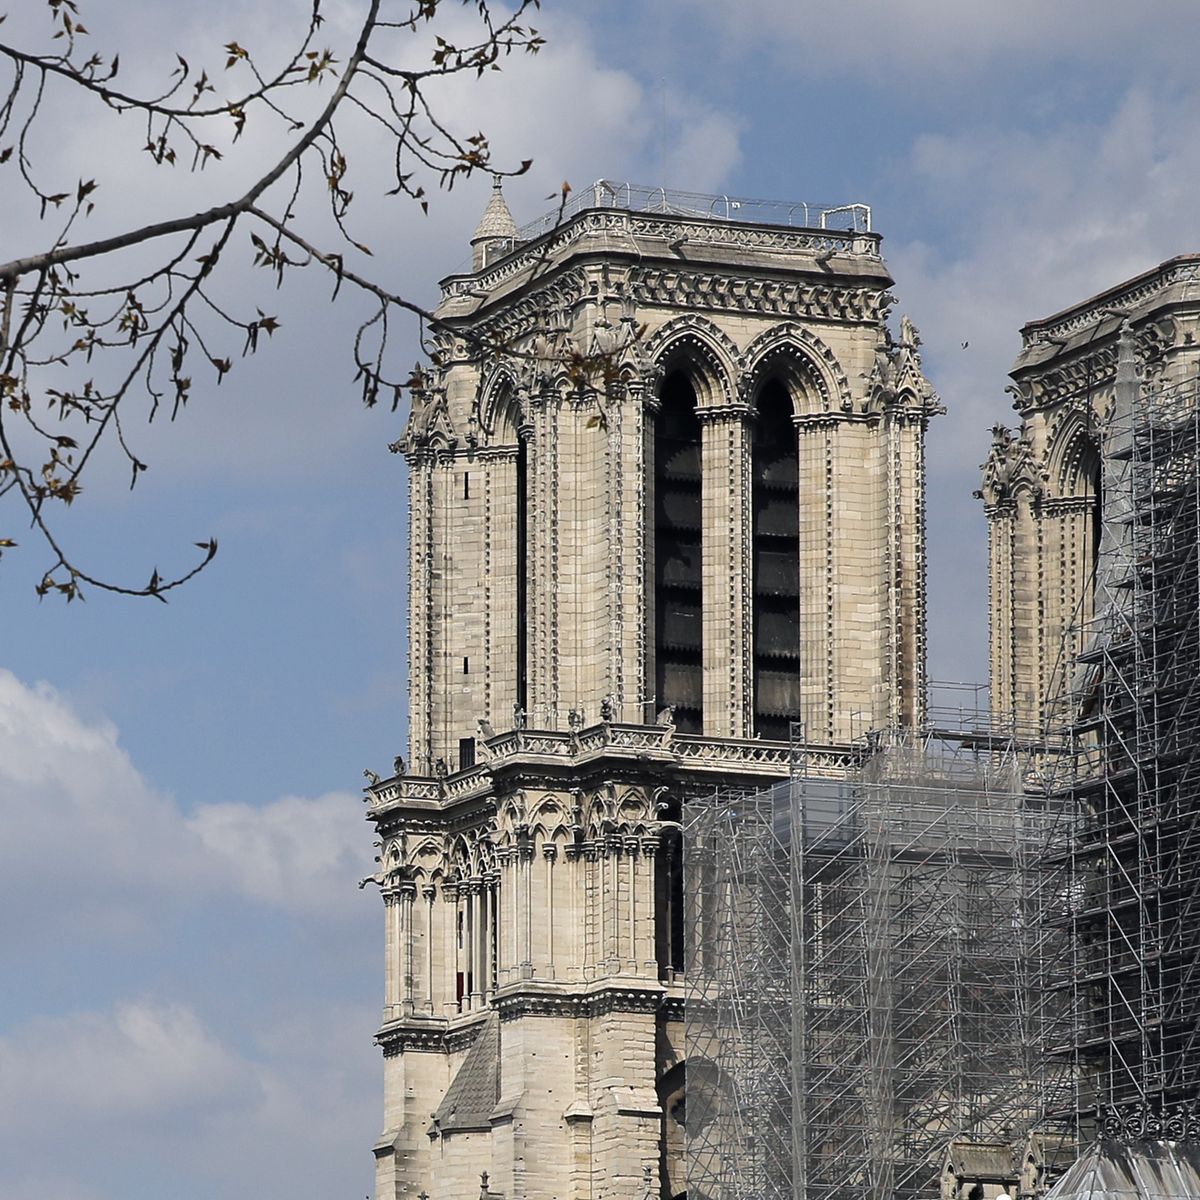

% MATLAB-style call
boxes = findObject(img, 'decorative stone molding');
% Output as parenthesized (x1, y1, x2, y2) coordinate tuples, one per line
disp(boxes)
(492, 983, 666, 1021)
(1020, 254, 1200, 346)
(630, 267, 886, 324)
(641, 313, 739, 405)
(735, 322, 855, 414)
(977, 425, 1048, 506)
(440, 208, 881, 305)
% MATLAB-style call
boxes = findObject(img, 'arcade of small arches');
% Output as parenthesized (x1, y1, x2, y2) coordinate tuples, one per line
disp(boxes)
(374, 786, 687, 1022)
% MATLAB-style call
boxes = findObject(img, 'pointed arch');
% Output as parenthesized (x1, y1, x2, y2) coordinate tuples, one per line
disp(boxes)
(1048, 408, 1101, 501)
(474, 366, 529, 718)
(737, 324, 852, 415)
(643, 315, 738, 407)
(478, 364, 524, 445)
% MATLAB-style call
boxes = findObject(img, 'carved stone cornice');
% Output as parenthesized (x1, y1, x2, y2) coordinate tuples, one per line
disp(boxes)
(1040, 496, 1095, 517)
(695, 403, 754, 425)
(629, 267, 887, 325)
(1013, 345, 1117, 414)
(492, 981, 667, 1021)
(1020, 253, 1200, 348)
(376, 1012, 490, 1058)
(1100, 1101, 1200, 1141)
(438, 208, 883, 309)
(367, 722, 827, 812)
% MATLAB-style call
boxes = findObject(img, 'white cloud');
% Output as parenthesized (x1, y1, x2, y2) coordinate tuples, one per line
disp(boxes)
(0, 667, 374, 938)
(0, 668, 381, 1198)
(891, 86, 1200, 451)
(0, 993, 379, 1200)
(0, 999, 255, 1132)
(188, 791, 373, 913)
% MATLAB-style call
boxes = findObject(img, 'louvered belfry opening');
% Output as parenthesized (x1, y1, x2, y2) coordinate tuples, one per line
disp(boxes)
(655, 370, 704, 733)
(752, 379, 801, 739)
(515, 434, 528, 714)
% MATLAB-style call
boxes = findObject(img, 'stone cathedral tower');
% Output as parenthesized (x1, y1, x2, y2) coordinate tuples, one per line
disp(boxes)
(363, 180, 940, 1200)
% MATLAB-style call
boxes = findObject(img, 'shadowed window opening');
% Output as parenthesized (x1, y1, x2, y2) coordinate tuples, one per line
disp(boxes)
(516, 434, 528, 714)
(752, 379, 800, 739)
(458, 737, 476, 770)
(1087, 444, 1102, 593)
(655, 370, 703, 733)
(656, 794, 685, 978)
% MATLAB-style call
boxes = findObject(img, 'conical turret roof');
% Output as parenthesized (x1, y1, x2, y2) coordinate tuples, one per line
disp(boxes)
(472, 177, 518, 244)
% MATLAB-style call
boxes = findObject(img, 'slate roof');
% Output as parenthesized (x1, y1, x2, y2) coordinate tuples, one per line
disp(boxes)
(432, 1013, 500, 1134)
(1045, 1140, 1200, 1199)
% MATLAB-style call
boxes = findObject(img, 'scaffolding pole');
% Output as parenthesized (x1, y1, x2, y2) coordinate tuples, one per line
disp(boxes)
(1050, 337, 1200, 1141)
(685, 730, 1075, 1200)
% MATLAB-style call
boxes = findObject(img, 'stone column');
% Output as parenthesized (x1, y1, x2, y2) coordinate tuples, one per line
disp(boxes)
(582, 845, 598, 981)
(408, 452, 435, 772)
(494, 850, 508, 987)
(639, 837, 659, 976)
(640, 391, 660, 727)
(383, 889, 399, 1017)
(697, 404, 754, 738)
(520, 843, 535, 978)
(468, 879, 483, 1010)
(483, 446, 520, 730)
(525, 390, 560, 728)
(422, 885, 436, 1013)
(441, 880, 458, 1015)
(607, 835, 622, 972)
(505, 847, 520, 985)
(565, 844, 582, 982)
(986, 499, 1015, 721)
(544, 843, 558, 979)
(796, 416, 834, 743)
(470, 878, 484, 1008)
(625, 837, 640, 974)
(452, 881, 465, 1014)
(399, 882, 416, 1016)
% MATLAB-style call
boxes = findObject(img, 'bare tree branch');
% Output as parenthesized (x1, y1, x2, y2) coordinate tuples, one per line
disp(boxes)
(0, 0, 544, 600)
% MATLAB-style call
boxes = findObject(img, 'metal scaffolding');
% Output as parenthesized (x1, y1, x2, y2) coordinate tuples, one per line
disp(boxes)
(1048, 344, 1200, 1139)
(684, 728, 1075, 1200)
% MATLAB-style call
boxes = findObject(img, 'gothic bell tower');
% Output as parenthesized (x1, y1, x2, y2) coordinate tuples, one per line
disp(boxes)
(364, 180, 939, 1200)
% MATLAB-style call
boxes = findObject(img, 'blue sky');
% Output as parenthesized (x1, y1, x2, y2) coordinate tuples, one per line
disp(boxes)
(6, 3, 1200, 1197)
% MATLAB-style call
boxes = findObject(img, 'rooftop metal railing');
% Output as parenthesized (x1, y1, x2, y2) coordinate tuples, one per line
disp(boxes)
(515, 179, 872, 242)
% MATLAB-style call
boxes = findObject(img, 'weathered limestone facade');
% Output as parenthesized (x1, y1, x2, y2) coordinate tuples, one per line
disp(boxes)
(365, 182, 939, 1200)
(981, 254, 1200, 729)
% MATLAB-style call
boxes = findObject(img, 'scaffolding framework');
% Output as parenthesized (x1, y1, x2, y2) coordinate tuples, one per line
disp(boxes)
(684, 732, 1075, 1200)
(1049, 353, 1200, 1137)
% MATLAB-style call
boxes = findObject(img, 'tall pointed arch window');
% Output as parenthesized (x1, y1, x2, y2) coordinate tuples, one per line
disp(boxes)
(490, 385, 529, 724)
(1056, 423, 1103, 622)
(751, 378, 801, 739)
(516, 430, 529, 714)
(654, 370, 703, 733)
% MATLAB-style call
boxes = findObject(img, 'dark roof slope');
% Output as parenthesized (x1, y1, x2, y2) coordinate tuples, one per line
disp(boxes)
(432, 1014, 500, 1134)
(1045, 1140, 1200, 1199)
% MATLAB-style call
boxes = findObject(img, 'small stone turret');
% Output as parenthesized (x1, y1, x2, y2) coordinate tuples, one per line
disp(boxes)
(470, 177, 518, 270)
